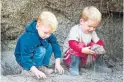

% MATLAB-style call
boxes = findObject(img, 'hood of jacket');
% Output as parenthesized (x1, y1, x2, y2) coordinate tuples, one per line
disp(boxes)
(25, 20, 38, 34)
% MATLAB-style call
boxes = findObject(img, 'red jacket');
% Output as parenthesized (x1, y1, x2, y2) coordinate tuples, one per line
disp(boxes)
(63, 40, 104, 67)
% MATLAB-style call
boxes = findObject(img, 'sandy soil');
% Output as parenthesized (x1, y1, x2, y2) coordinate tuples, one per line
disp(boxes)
(1, 50, 123, 82)
(1, 63, 123, 82)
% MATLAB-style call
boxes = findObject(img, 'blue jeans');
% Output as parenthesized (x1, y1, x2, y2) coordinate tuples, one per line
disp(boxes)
(33, 43, 52, 68)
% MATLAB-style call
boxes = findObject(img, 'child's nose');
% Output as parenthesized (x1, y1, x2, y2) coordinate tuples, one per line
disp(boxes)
(90, 27, 95, 31)
(46, 34, 50, 38)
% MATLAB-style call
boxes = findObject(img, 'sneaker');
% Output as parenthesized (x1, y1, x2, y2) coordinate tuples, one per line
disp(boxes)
(69, 67, 80, 76)
(69, 55, 80, 76)
(39, 66, 53, 74)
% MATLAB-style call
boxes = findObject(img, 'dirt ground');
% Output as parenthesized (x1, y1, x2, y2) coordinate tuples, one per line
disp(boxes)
(1, 51, 123, 82)
(1, 68, 123, 82)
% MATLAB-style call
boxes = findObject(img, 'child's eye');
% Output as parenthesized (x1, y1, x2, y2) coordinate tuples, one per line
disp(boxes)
(88, 25, 96, 28)
(44, 32, 48, 34)
(44, 32, 52, 35)
(88, 25, 93, 27)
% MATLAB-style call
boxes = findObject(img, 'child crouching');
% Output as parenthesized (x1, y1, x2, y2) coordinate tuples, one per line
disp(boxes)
(63, 6, 111, 76)
(14, 11, 64, 79)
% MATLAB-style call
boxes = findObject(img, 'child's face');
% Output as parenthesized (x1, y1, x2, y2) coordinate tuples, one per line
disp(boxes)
(36, 22, 53, 39)
(80, 19, 100, 33)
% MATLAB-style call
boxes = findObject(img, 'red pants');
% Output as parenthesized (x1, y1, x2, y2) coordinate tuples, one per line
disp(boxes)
(63, 40, 104, 67)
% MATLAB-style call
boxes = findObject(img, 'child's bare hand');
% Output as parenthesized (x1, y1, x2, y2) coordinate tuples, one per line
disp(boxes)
(55, 58, 64, 74)
(81, 47, 95, 54)
(55, 64, 64, 74)
(33, 70, 46, 79)
(30, 66, 46, 79)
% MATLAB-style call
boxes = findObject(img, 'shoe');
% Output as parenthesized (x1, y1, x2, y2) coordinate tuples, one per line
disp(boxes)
(39, 66, 53, 74)
(69, 55, 80, 76)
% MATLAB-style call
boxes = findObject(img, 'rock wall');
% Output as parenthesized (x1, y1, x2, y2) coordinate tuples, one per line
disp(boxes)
(1, 0, 123, 40)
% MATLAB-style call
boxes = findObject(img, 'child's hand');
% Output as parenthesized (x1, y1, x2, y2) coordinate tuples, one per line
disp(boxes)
(55, 64, 64, 74)
(30, 66, 46, 79)
(91, 44, 106, 54)
(55, 58, 64, 74)
(81, 47, 95, 54)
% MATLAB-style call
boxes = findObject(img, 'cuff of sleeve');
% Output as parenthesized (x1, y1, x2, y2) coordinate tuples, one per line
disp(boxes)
(55, 56, 61, 59)
(22, 64, 33, 71)
(96, 40, 104, 46)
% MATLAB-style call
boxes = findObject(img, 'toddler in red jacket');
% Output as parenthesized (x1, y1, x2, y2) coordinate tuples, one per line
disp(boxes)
(63, 6, 111, 75)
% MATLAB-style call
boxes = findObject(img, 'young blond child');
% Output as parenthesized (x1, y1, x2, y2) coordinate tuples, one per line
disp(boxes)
(63, 6, 111, 75)
(14, 11, 64, 79)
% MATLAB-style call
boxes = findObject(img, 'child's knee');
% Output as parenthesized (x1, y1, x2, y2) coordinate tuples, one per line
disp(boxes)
(35, 46, 46, 57)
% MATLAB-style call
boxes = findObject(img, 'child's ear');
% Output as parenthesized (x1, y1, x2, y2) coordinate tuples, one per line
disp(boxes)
(36, 19, 41, 29)
(80, 18, 84, 24)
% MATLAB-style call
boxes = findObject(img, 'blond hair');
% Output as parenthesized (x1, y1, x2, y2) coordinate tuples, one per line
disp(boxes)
(38, 11, 58, 31)
(80, 6, 102, 21)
